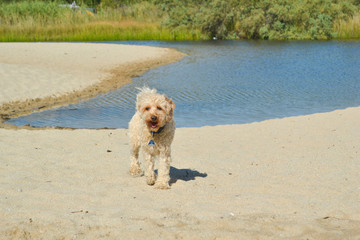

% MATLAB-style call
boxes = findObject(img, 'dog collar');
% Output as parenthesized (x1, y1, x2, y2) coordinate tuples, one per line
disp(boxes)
(151, 125, 165, 135)
(148, 125, 166, 146)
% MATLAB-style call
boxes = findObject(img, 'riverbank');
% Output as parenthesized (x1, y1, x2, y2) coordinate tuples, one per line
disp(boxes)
(0, 42, 185, 121)
(0, 42, 359, 239)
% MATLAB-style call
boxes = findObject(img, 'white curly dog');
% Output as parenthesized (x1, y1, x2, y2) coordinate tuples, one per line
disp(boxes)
(128, 87, 175, 189)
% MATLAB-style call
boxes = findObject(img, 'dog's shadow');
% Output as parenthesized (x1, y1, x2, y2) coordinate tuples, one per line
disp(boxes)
(159, 167, 207, 185)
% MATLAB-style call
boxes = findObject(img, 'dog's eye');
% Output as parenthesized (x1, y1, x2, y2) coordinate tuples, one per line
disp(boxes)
(157, 106, 162, 111)
(145, 107, 150, 111)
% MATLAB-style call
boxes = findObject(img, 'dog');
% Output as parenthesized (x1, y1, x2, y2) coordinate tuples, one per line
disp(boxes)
(128, 87, 175, 189)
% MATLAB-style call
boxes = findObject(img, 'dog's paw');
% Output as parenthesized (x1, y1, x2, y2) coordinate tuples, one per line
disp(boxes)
(129, 164, 143, 176)
(146, 174, 156, 185)
(154, 182, 170, 190)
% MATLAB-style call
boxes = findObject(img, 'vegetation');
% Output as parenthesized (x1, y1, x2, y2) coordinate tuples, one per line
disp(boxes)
(160, 0, 360, 40)
(0, 0, 202, 41)
(0, 0, 359, 41)
(334, 13, 360, 39)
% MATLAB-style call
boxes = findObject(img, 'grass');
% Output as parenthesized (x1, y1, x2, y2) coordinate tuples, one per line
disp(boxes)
(334, 14, 360, 39)
(0, 1, 203, 41)
(0, 20, 202, 41)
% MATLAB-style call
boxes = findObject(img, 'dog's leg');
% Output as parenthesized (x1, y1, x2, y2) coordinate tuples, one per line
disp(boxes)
(155, 149, 171, 189)
(129, 142, 142, 176)
(129, 114, 143, 176)
(144, 152, 156, 185)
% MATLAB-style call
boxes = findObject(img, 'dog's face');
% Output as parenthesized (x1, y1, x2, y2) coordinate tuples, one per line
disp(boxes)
(137, 93, 175, 132)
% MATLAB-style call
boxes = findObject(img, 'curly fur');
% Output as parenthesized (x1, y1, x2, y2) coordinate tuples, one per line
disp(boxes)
(128, 87, 175, 189)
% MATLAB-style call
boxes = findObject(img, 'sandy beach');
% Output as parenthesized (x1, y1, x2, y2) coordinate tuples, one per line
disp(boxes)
(1, 43, 360, 239)
(0, 42, 184, 119)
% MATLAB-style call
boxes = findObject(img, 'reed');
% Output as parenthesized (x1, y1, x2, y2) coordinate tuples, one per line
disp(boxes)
(0, 20, 202, 41)
(334, 14, 360, 39)
(0, 1, 202, 41)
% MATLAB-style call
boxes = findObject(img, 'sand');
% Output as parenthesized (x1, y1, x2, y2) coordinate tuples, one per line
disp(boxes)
(0, 43, 360, 239)
(0, 42, 184, 119)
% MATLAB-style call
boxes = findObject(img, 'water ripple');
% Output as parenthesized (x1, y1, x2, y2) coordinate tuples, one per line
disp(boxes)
(7, 40, 360, 128)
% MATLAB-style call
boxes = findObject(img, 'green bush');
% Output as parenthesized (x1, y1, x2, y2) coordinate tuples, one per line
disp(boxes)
(160, 0, 360, 40)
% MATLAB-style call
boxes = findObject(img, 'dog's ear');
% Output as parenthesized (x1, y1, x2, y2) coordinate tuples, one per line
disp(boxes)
(165, 97, 175, 122)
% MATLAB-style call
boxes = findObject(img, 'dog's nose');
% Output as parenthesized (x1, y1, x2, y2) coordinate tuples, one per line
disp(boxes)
(151, 116, 157, 121)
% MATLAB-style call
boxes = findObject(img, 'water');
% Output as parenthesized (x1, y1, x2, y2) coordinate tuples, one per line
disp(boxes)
(7, 40, 360, 128)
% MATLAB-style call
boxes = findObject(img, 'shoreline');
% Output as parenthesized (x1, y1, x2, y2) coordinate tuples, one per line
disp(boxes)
(0, 42, 185, 125)
(0, 42, 359, 238)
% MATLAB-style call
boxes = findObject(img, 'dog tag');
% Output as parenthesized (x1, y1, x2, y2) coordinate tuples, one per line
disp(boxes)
(148, 139, 155, 146)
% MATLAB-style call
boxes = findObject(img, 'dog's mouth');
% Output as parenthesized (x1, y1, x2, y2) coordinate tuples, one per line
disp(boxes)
(150, 121, 158, 129)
